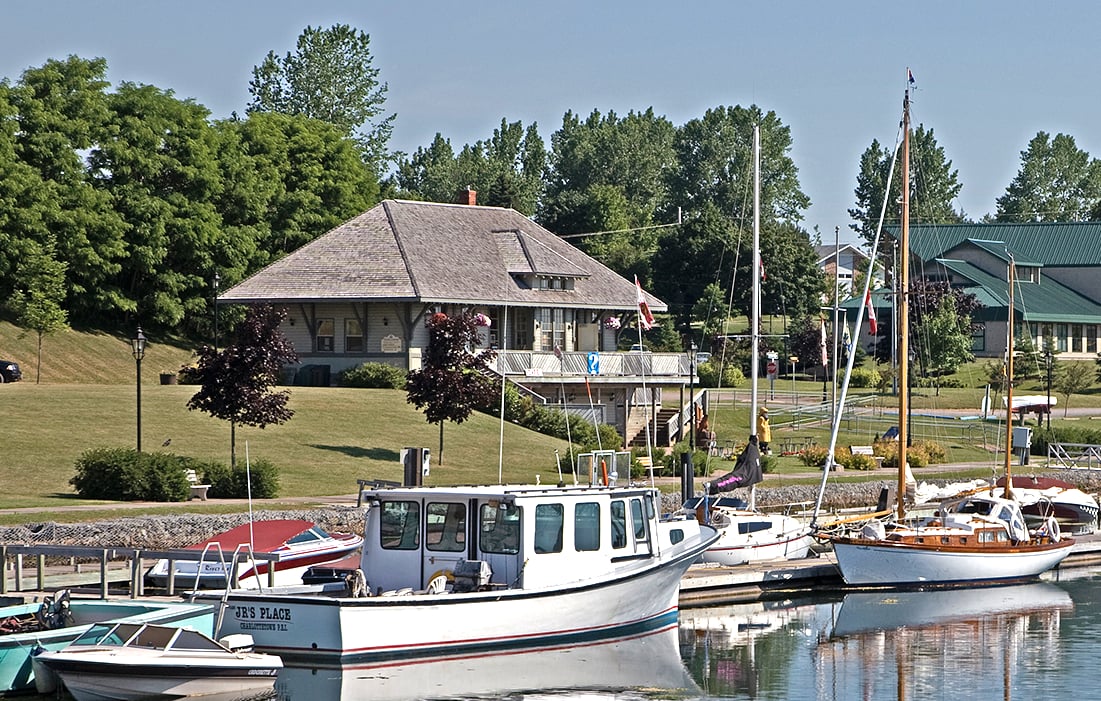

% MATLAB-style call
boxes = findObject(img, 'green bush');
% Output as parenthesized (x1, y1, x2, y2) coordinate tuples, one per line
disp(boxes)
(841, 453, 878, 471)
(847, 367, 879, 388)
(203, 458, 281, 499)
(71, 448, 190, 502)
(338, 362, 408, 389)
(696, 361, 746, 389)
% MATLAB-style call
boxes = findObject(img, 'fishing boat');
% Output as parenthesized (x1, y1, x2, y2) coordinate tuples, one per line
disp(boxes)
(192, 474, 718, 664)
(145, 519, 362, 589)
(0, 593, 213, 694)
(817, 75, 1074, 586)
(690, 124, 813, 566)
(32, 622, 282, 701)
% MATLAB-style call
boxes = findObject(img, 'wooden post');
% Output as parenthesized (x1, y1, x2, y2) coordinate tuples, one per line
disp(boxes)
(99, 550, 108, 600)
(36, 554, 45, 591)
(14, 554, 23, 592)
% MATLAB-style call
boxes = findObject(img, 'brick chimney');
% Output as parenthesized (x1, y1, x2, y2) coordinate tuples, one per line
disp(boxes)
(456, 187, 477, 206)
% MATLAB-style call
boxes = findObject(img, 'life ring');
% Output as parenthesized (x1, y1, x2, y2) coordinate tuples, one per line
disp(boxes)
(425, 569, 453, 594)
(1045, 516, 1062, 542)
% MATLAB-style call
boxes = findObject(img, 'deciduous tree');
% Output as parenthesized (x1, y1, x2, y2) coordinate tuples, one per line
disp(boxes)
(995, 132, 1101, 222)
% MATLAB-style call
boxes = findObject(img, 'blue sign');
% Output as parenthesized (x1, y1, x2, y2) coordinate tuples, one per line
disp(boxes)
(587, 351, 600, 375)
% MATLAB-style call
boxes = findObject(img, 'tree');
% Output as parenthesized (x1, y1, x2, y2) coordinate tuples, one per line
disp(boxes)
(917, 297, 974, 394)
(184, 305, 298, 467)
(1054, 361, 1095, 417)
(7, 236, 68, 383)
(850, 126, 964, 256)
(691, 283, 730, 341)
(248, 24, 395, 176)
(995, 132, 1101, 222)
(406, 313, 499, 465)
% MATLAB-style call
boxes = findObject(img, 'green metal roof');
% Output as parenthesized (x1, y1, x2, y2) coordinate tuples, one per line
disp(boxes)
(957, 238, 1044, 268)
(888, 222, 1101, 266)
(934, 258, 1101, 323)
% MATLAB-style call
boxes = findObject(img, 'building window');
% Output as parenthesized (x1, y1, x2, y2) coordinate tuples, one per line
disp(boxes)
(345, 319, 363, 353)
(315, 318, 334, 352)
(539, 309, 565, 351)
(1088, 326, 1098, 354)
(971, 323, 986, 352)
(1071, 324, 1083, 353)
(1055, 323, 1068, 353)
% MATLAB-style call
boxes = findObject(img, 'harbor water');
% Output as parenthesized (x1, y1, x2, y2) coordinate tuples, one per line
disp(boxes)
(27, 567, 1101, 701)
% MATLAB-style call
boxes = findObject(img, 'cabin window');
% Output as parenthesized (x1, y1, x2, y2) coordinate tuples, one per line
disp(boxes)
(535, 504, 564, 554)
(574, 502, 601, 551)
(738, 521, 772, 535)
(668, 528, 685, 545)
(380, 501, 420, 550)
(630, 498, 648, 541)
(480, 502, 520, 555)
(315, 318, 335, 353)
(610, 500, 627, 549)
(345, 319, 364, 353)
(426, 502, 466, 552)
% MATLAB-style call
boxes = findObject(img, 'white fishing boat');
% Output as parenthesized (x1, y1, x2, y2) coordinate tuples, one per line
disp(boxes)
(32, 622, 282, 701)
(145, 519, 362, 589)
(690, 124, 813, 566)
(193, 476, 718, 664)
(818, 75, 1074, 586)
(0, 593, 213, 694)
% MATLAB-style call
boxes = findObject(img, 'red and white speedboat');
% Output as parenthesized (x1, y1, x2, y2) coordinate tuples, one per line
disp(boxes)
(995, 475, 1099, 535)
(146, 520, 362, 589)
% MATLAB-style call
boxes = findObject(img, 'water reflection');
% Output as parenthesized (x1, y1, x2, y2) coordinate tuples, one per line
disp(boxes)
(277, 625, 698, 701)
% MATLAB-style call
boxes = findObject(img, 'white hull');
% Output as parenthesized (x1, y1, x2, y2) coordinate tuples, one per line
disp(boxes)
(207, 543, 703, 662)
(699, 509, 813, 566)
(53, 670, 277, 701)
(832, 539, 1073, 586)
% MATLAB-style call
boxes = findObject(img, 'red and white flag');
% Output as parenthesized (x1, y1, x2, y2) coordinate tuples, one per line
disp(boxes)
(819, 317, 828, 367)
(635, 275, 655, 330)
(864, 289, 878, 335)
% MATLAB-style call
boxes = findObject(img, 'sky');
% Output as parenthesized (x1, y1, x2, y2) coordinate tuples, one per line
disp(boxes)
(3, 1, 1100, 246)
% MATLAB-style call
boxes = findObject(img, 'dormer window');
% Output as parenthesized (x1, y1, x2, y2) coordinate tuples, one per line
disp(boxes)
(537, 276, 575, 291)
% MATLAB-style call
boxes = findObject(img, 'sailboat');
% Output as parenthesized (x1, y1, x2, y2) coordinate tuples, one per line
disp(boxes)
(688, 125, 813, 566)
(820, 78, 1074, 586)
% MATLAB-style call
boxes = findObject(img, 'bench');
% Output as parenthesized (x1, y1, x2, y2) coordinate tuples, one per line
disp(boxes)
(636, 456, 662, 475)
(185, 469, 210, 501)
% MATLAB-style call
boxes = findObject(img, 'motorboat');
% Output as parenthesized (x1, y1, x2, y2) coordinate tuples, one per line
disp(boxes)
(994, 475, 1099, 535)
(193, 476, 718, 664)
(145, 519, 362, 589)
(32, 622, 282, 701)
(682, 495, 812, 566)
(0, 592, 213, 694)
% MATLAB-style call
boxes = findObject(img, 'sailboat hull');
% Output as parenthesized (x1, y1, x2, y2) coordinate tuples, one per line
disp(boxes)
(699, 509, 813, 566)
(831, 537, 1073, 586)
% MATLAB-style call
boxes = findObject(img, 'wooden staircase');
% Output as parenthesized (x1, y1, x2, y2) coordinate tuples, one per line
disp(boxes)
(628, 408, 679, 448)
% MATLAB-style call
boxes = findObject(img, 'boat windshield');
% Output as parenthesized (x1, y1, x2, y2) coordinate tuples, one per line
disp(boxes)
(286, 527, 327, 545)
(71, 622, 142, 646)
(170, 628, 225, 651)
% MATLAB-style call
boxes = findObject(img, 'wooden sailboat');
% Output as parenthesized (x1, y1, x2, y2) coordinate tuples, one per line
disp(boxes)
(823, 78, 1074, 586)
(690, 124, 813, 566)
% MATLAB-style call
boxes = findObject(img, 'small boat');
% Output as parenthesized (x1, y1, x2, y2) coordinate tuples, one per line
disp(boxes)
(816, 75, 1074, 586)
(994, 475, 1099, 535)
(193, 478, 718, 664)
(32, 622, 282, 701)
(0, 593, 213, 694)
(688, 126, 813, 567)
(145, 519, 362, 589)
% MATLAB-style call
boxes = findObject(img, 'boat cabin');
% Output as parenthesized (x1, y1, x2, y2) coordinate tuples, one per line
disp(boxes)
(357, 484, 680, 593)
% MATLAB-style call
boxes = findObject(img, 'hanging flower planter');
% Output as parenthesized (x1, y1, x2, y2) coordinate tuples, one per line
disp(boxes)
(474, 313, 492, 327)
(603, 317, 621, 330)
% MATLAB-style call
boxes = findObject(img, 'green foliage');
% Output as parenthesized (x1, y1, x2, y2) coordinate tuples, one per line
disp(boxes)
(799, 446, 830, 468)
(995, 131, 1101, 222)
(200, 458, 280, 499)
(847, 366, 879, 388)
(696, 361, 746, 388)
(406, 312, 498, 426)
(692, 283, 730, 338)
(661, 441, 711, 477)
(339, 362, 407, 389)
(842, 452, 878, 471)
(488, 384, 622, 454)
(1054, 361, 1096, 415)
(71, 448, 190, 502)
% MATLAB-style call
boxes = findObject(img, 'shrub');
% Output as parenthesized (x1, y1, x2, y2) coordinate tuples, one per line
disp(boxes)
(202, 458, 281, 499)
(71, 448, 190, 502)
(338, 362, 407, 389)
(913, 440, 946, 463)
(842, 452, 878, 471)
(847, 367, 879, 388)
(799, 446, 831, 468)
(696, 361, 746, 389)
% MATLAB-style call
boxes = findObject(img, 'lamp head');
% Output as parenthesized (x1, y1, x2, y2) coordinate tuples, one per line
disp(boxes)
(132, 326, 147, 360)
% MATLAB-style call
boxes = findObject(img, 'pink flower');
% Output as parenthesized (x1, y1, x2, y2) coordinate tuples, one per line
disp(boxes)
(474, 313, 492, 327)
(603, 317, 621, 330)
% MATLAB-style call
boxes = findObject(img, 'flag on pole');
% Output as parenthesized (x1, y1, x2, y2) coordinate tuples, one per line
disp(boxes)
(842, 322, 852, 355)
(759, 257, 766, 281)
(864, 289, 878, 335)
(635, 275, 655, 330)
(907, 68, 915, 85)
(819, 317, 828, 367)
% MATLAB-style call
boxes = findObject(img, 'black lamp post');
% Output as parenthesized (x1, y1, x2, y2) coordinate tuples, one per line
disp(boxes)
(689, 340, 697, 451)
(1044, 350, 1053, 430)
(132, 326, 147, 452)
(213, 272, 220, 354)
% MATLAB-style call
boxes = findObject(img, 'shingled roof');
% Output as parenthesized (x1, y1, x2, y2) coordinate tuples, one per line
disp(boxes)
(221, 200, 666, 312)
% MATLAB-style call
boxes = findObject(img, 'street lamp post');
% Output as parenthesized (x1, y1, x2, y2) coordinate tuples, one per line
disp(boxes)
(689, 340, 697, 452)
(132, 326, 147, 452)
(1044, 350, 1053, 431)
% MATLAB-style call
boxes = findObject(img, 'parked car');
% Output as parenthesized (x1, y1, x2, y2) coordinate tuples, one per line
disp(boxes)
(0, 360, 21, 383)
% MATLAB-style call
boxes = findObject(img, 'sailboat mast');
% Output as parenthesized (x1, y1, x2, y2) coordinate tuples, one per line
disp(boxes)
(750, 125, 761, 431)
(1004, 259, 1016, 498)
(896, 87, 911, 521)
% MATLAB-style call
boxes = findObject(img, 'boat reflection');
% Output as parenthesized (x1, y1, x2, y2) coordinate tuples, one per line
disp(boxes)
(276, 625, 696, 701)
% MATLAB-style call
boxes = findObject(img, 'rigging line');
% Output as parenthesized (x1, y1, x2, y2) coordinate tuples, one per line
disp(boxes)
(556, 215, 682, 239)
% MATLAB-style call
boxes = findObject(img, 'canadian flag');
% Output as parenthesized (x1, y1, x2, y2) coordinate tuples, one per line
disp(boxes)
(865, 289, 878, 335)
(635, 275, 655, 330)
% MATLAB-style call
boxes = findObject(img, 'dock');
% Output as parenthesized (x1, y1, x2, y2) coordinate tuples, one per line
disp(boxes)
(678, 531, 1101, 607)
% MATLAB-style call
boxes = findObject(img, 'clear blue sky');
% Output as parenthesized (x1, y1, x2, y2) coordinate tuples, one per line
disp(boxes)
(4, 1, 1098, 245)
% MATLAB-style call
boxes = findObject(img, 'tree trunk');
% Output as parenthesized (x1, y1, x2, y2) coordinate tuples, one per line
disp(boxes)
(438, 421, 444, 466)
